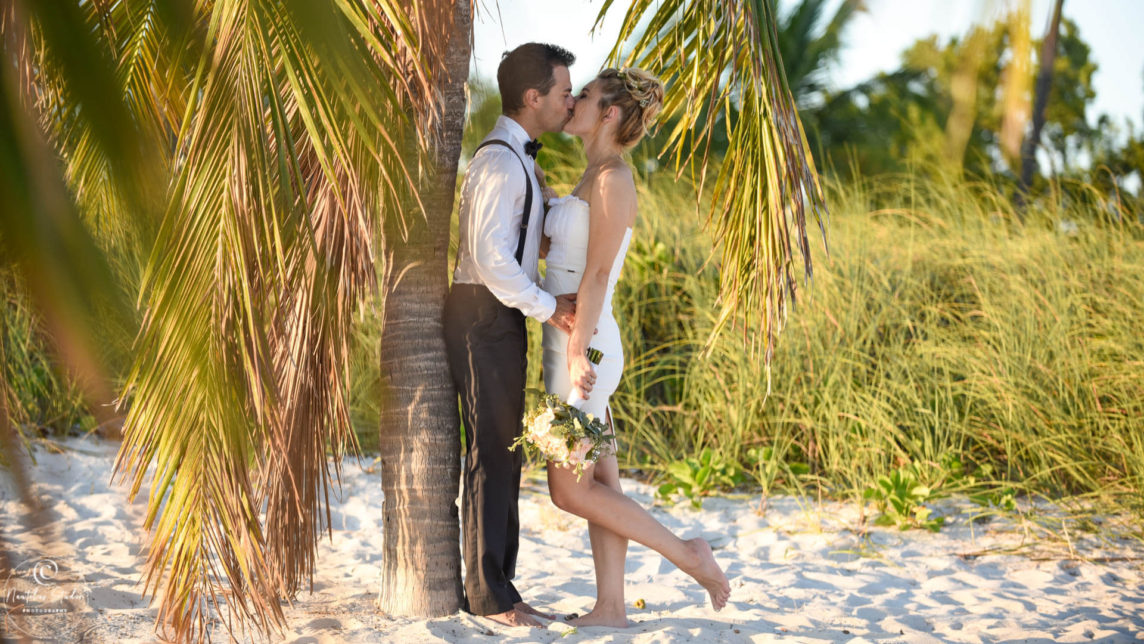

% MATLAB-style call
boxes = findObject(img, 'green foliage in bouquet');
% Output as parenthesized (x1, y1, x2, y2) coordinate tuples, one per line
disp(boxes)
(514, 391, 614, 480)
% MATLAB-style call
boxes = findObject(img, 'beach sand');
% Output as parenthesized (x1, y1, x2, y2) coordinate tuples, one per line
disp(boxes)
(2, 435, 1142, 643)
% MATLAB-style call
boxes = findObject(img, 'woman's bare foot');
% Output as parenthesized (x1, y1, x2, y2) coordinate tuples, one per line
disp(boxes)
(683, 538, 731, 610)
(565, 605, 629, 628)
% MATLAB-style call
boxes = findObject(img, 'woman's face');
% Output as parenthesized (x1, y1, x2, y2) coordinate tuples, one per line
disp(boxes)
(562, 80, 605, 138)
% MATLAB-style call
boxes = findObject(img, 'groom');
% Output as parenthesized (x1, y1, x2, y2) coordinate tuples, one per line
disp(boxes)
(443, 43, 583, 628)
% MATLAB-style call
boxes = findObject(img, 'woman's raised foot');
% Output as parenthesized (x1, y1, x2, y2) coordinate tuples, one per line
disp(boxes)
(683, 537, 730, 611)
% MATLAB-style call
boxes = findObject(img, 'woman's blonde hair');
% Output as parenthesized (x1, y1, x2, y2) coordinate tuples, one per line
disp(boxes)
(595, 67, 664, 148)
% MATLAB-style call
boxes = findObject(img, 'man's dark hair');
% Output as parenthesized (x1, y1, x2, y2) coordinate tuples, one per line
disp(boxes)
(497, 43, 576, 114)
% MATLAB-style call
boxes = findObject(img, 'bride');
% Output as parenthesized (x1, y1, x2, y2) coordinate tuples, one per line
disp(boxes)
(540, 67, 731, 627)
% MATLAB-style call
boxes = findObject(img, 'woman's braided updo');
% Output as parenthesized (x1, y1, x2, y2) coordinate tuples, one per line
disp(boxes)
(595, 67, 664, 148)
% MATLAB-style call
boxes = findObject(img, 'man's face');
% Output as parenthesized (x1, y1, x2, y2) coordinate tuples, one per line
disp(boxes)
(537, 65, 575, 133)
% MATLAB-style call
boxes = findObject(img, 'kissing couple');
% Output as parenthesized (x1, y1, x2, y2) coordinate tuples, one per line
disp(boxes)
(443, 42, 731, 629)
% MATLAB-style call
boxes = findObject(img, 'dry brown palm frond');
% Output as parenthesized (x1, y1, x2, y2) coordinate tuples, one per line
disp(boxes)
(108, 1, 433, 640)
(0, 1, 141, 396)
(9, 0, 432, 640)
(255, 0, 433, 600)
(259, 101, 375, 598)
(7, 0, 433, 638)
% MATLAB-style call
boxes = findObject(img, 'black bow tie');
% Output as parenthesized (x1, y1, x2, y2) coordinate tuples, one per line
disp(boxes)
(523, 139, 542, 159)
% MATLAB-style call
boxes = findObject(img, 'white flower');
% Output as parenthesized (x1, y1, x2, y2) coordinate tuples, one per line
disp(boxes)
(528, 409, 556, 440)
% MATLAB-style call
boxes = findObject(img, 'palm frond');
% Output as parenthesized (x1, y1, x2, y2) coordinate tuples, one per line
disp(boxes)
(1, 6, 142, 636)
(260, 0, 396, 595)
(113, 5, 293, 638)
(0, 0, 135, 408)
(599, 0, 829, 373)
(109, 0, 431, 640)
(258, 0, 434, 599)
(7, 0, 436, 639)
(7, 0, 434, 639)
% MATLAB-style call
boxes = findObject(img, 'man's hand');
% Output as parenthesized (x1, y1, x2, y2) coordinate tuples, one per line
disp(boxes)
(546, 293, 576, 334)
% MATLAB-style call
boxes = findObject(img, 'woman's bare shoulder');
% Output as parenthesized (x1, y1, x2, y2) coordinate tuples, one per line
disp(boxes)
(587, 161, 637, 229)
(593, 161, 636, 199)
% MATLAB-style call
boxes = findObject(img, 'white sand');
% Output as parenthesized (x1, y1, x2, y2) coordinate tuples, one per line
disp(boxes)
(2, 435, 1142, 643)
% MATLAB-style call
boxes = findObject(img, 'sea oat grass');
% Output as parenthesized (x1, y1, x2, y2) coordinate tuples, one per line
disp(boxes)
(607, 172, 1143, 515)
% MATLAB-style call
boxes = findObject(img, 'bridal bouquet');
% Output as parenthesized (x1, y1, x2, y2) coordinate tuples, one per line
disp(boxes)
(513, 350, 612, 479)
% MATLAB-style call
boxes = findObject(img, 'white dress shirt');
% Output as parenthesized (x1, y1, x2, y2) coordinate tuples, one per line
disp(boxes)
(453, 115, 556, 322)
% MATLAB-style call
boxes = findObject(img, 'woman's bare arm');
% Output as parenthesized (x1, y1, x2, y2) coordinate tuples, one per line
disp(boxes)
(567, 163, 636, 398)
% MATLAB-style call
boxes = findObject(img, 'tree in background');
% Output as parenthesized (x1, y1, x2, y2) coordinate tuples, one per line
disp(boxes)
(1018, 0, 1065, 201)
(1081, 109, 1144, 218)
(810, 7, 1097, 186)
(775, 0, 865, 145)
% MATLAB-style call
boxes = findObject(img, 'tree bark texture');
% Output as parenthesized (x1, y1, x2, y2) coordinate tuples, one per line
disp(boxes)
(377, 0, 472, 617)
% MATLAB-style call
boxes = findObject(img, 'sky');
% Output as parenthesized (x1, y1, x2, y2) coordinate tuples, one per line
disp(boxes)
(470, 0, 1144, 131)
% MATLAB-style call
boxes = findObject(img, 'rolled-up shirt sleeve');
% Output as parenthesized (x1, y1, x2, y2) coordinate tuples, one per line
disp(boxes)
(465, 150, 557, 321)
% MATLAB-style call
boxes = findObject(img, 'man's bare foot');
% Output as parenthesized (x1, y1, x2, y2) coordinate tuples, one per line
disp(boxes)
(683, 538, 731, 611)
(566, 607, 630, 628)
(514, 601, 555, 620)
(485, 607, 543, 628)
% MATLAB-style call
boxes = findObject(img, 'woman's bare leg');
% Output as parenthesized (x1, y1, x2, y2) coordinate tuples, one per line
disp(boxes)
(569, 450, 630, 627)
(547, 456, 730, 611)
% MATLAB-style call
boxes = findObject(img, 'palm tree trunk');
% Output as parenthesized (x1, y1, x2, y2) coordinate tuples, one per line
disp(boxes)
(376, 0, 470, 617)
(1016, 0, 1064, 211)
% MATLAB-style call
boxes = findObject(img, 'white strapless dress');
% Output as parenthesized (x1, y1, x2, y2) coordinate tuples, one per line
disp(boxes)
(542, 195, 633, 420)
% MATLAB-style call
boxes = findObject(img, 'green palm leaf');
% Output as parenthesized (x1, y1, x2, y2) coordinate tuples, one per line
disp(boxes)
(106, 1, 431, 640)
(1, 0, 160, 623)
(598, 0, 829, 374)
(6, 0, 432, 638)
(0, 0, 144, 391)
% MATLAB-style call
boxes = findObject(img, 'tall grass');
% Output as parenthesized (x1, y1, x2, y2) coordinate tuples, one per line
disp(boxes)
(1, 273, 96, 455)
(7, 166, 1143, 515)
(606, 170, 1144, 513)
